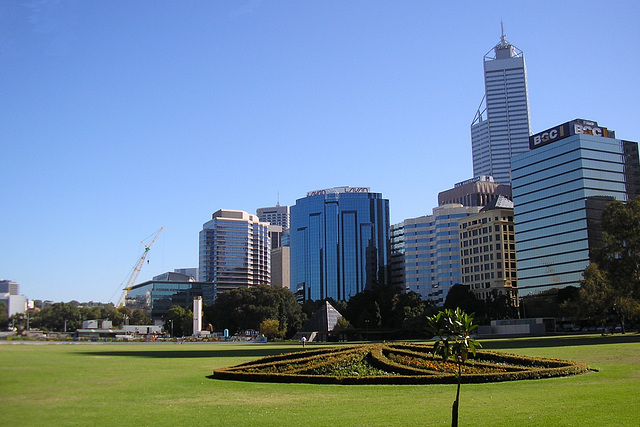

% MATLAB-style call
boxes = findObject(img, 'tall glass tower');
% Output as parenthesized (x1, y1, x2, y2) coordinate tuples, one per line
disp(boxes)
(471, 24, 531, 185)
(290, 186, 390, 302)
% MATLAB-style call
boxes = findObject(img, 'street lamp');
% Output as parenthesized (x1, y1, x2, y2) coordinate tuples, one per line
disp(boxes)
(169, 319, 174, 337)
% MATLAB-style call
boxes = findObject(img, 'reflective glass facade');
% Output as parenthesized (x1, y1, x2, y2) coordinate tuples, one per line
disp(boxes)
(389, 222, 406, 289)
(128, 281, 216, 319)
(199, 210, 270, 297)
(512, 128, 640, 295)
(471, 32, 531, 185)
(290, 188, 390, 301)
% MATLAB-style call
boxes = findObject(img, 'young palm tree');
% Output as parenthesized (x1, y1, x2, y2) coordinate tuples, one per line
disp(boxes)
(426, 308, 481, 427)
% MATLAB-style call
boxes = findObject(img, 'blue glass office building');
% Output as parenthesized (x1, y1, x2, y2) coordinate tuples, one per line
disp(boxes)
(512, 119, 640, 295)
(290, 187, 390, 302)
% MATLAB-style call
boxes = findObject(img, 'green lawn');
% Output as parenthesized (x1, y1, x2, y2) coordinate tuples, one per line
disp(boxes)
(1, 334, 639, 426)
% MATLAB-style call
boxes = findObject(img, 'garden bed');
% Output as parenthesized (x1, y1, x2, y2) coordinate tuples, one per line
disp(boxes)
(212, 343, 589, 385)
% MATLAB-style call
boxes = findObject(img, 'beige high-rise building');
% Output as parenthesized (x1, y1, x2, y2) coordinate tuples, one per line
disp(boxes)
(459, 196, 518, 305)
(271, 246, 290, 290)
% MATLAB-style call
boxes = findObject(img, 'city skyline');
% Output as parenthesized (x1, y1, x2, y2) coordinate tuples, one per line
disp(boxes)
(2, 1, 639, 302)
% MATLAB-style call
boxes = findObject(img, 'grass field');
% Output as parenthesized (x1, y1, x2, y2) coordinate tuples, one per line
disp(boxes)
(1, 334, 639, 426)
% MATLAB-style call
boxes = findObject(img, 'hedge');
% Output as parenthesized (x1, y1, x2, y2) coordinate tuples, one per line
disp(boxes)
(212, 343, 589, 385)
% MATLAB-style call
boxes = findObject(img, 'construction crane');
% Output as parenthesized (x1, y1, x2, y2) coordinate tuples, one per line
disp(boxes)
(116, 227, 164, 308)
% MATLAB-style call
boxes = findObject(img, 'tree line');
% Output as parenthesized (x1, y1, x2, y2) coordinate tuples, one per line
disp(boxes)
(191, 284, 439, 339)
(3, 302, 151, 333)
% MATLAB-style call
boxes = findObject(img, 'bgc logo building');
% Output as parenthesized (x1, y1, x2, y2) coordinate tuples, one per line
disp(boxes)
(529, 119, 616, 150)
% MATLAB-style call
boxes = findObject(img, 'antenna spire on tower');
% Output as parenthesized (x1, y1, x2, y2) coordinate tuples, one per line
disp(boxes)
(499, 20, 509, 47)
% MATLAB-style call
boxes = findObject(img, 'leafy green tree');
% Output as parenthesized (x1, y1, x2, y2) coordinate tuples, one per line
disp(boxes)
(333, 316, 351, 331)
(426, 308, 481, 427)
(30, 303, 81, 332)
(129, 309, 151, 325)
(0, 301, 9, 329)
(389, 291, 436, 334)
(9, 312, 27, 332)
(98, 304, 120, 324)
(483, 290, 519, 321)
(573, 198, 640, 332)
(612, 296, 640, 333)
(163, 305, 192, 337)
(259, 318, 284, 340)
(577, 263, 614, 329)
(597, 197, 640, 298)
(576, 263, 640, 333)
(345, 290, 383, 329)
(204, 285, 305, 338)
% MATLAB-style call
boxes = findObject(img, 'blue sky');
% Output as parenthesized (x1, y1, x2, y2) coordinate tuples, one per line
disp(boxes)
(2, 1, 639, 302)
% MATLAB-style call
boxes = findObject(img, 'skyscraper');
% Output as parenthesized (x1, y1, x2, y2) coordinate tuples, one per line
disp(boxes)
(199, 209, 271, 296)
(471, 24, 531, 185)
(512, 119, 640, 295)
(290, 186, 390, 302)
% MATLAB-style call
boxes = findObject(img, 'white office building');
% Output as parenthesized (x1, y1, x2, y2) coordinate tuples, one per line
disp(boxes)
(199, 209, 271, 296)
(396, 204, 481, 304)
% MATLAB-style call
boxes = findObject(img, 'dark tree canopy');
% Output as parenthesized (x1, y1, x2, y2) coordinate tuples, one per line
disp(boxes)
(443, 284, 482, 315)
(338, 286, 435, 335)
(595, 197, 640, 298)
(204, 285, 305, 338)
(344, 290, 382, 328)
(574, 197, 640, 331)
(0, 301, 8, 329)
(163, 305, 192, 337)
(389, 291, 437, 333)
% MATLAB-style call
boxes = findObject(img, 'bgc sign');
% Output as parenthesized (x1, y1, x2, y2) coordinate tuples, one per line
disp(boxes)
(529, 119, 616, 150)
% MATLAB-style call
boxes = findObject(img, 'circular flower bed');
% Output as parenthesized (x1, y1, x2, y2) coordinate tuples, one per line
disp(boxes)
(213, 343, 589, 385)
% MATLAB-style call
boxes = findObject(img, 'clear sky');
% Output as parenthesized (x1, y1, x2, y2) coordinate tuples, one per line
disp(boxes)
(2, 1, 639, 303)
